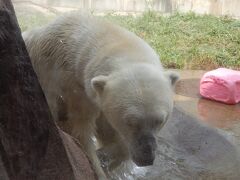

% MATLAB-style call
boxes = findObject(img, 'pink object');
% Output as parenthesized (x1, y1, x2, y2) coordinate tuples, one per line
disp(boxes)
(200, 68, 240, 105)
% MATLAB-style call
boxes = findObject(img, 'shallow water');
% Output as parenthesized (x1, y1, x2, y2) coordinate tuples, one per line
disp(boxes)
(101, 70, 240, 180)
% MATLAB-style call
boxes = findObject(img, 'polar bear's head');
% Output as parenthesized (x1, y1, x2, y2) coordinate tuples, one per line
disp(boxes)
(91, 64, 179, 166)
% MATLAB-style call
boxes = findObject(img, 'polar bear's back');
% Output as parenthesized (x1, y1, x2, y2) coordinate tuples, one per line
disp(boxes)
(23, 13, 162, 88)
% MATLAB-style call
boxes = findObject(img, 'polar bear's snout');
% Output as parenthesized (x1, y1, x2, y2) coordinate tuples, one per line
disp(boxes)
(131, 133, 157, 166)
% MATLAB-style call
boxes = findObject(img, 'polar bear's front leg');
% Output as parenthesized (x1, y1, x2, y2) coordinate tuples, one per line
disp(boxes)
(76, 130, 107, 180)
(68, 112, 107, 179)
(96, 113, 129, 170)
(58, 90, 107, 179)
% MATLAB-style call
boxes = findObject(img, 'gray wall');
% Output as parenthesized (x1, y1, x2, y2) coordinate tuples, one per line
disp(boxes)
(13, 0, 240, 18)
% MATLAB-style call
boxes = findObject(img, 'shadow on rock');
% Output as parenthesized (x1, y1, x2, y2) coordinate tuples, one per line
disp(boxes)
(101, 107, 240, 180)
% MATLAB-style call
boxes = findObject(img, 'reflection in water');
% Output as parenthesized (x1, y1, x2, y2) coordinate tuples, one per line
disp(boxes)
(175, 76, 240, 129)
(175, 78, 201, 98)
(198, 98, 240, 128)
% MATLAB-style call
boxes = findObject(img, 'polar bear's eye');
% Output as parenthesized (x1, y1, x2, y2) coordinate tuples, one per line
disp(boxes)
(155, 114, 169, 129)
(151, 114, 168, 129)
(151, 119, 162, 127)
(165, 114, 169, 121)
(126, 118, 140, 128)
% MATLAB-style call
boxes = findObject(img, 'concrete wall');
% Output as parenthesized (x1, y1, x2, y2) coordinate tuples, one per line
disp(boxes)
(13, 0, 240, 18)
(173, 0, 240, 18)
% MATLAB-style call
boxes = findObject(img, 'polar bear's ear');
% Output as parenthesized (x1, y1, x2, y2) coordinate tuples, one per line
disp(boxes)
(164, 71, 179, 86)
(91, 75, 108, 94)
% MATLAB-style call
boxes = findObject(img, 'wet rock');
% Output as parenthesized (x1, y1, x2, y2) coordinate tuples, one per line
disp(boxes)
(103, 71, 240, 179)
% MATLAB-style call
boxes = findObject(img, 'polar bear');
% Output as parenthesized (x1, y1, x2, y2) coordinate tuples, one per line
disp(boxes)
(23, 13, 179, 179)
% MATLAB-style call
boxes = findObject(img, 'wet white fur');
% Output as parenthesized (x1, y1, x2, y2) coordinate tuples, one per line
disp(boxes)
(23, 13, 178, 179)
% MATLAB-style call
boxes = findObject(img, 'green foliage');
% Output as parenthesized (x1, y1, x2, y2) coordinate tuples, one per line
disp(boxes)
(105, 11, 240, 70)
(18, 11, 240, 70)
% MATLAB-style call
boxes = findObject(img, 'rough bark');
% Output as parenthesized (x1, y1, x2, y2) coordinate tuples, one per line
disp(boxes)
(0, 0, 96, 179)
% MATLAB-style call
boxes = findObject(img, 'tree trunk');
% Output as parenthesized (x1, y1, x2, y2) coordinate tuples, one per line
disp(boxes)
(0, 0, 96, 179)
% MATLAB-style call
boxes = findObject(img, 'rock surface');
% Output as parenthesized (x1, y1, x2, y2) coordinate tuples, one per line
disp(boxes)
(0, 0, 96, 179)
